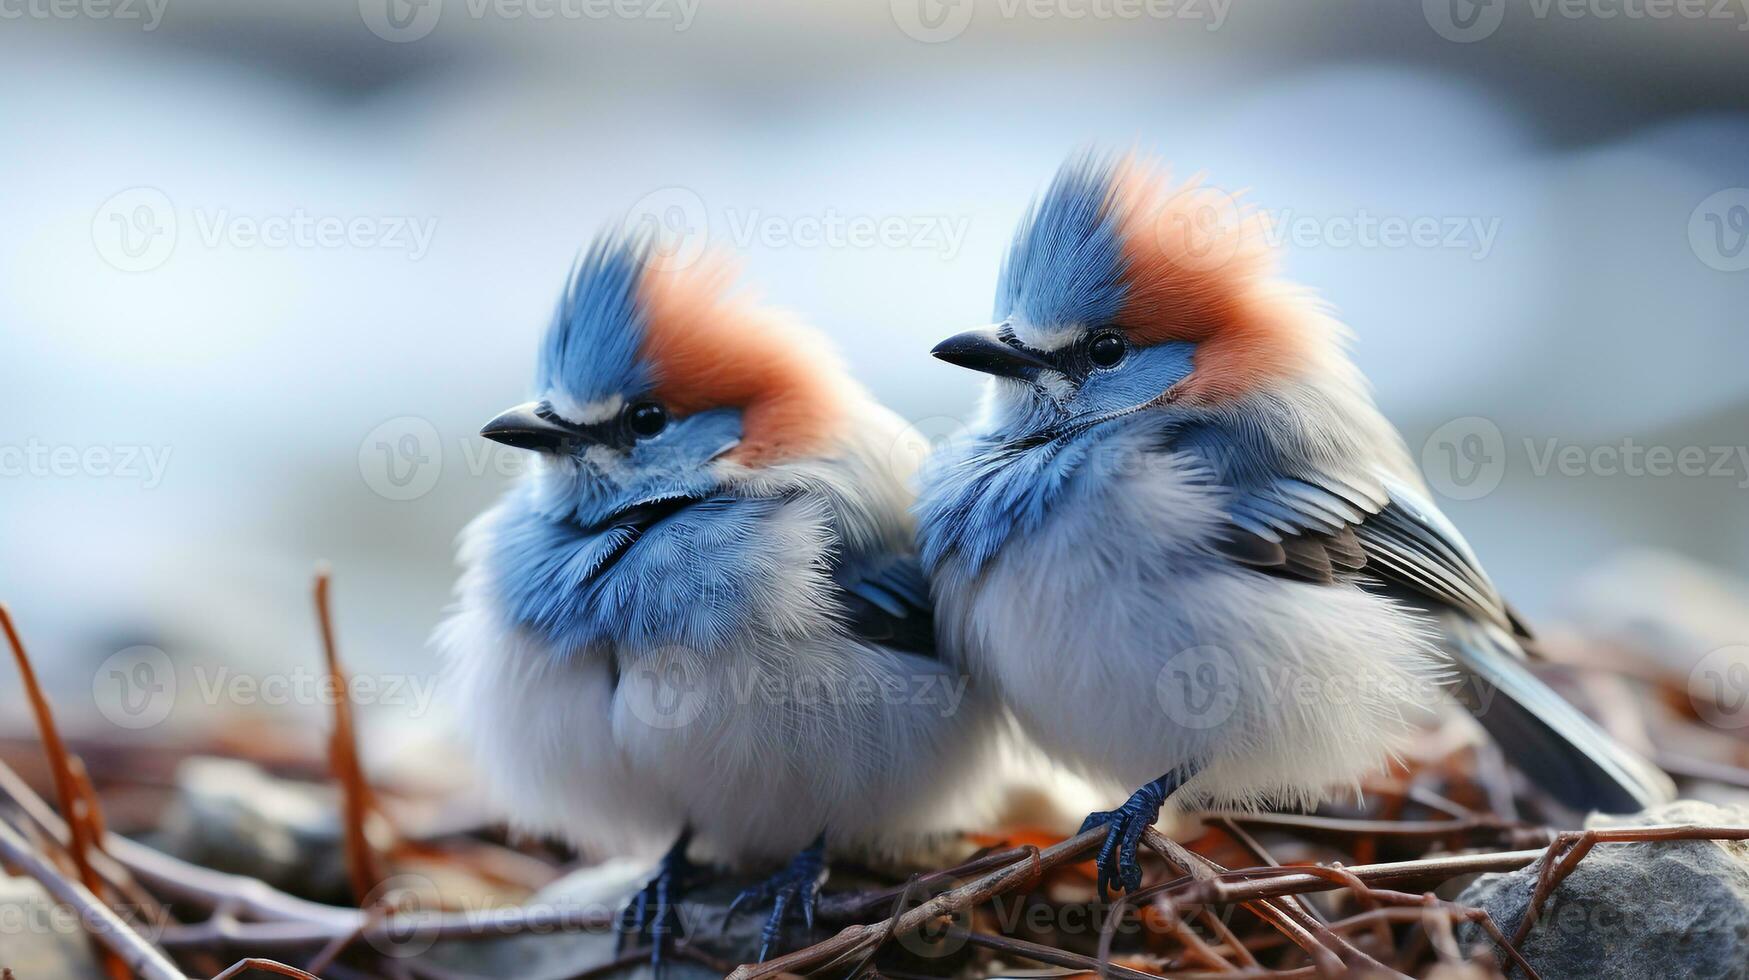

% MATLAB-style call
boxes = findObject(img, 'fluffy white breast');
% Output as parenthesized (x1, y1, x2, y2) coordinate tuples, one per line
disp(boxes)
(937, 436, 1445, 812)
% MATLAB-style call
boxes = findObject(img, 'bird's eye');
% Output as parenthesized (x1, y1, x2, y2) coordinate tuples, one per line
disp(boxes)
(625, 402, 668, 439)
(1088, 333, 1127, 368)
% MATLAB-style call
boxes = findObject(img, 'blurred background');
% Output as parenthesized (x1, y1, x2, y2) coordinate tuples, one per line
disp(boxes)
(2, 0, 1747, 767)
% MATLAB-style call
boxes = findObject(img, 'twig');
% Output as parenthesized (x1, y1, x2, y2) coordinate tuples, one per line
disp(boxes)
(210, 959, 321, 980)
(730, 825, 1096, 979)
(949, 926, 1165, 980)
(0, 816, 187, 980)
(3, 603, 131, 980)
(313, 568, 389, 905)
(1511, 824, 1749, 946)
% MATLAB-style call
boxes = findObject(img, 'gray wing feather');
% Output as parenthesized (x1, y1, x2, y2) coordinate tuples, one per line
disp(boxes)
(1182, 430, 1672, 813)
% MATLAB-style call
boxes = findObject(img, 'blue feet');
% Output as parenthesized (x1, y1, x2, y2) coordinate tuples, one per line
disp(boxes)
(1077, 773, 1182, 901)
(726, 835, 826, 962)
(617, 830, 693, 971)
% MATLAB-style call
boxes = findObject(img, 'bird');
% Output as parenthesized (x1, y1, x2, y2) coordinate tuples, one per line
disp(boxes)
(437, 233, 1002, 965)
(915, 152, 1675, 900)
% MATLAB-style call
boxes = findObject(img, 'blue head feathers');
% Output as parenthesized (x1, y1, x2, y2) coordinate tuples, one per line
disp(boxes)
(995, 153, 1129, 330)
(536, 235, 655, 407)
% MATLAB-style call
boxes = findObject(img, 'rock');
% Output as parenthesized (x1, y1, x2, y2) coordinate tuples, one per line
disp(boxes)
(1457, 800, 1749, 979)
(0, 875, 108, 978)
(409, 858, 835, 979)
(147, 756, 353, 903)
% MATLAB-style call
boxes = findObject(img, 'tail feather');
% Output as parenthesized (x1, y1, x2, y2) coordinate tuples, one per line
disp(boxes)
(1441, 615, 1674, 814)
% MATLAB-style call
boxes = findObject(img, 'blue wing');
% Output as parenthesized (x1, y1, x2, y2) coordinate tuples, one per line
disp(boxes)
(1176, 422, 1672, 812)
(830, 551, 937, 659)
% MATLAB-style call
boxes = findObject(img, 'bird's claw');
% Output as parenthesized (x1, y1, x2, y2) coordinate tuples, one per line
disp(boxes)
(725, 838, 826, 962)
(1078, 779, 1169, 901)
(617, 833, 692, 972)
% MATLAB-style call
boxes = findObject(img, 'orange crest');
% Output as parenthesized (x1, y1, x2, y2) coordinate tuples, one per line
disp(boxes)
(1109, 156, 1335, 404)
(636, 255, 850, 467)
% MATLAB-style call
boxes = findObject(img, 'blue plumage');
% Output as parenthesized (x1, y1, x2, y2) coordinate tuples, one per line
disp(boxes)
(917, 341, 1197, 579)
(537, 235, 654, 404)
(487, 486, 795, 652)
(918, 416, 1147, 580)
(995, 153, 1128, 329)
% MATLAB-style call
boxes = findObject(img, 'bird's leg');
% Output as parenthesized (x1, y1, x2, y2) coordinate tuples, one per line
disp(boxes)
(617, 828, 694, 970)
(725, 833, 827, 962)
(1077, 768, 1193, 901)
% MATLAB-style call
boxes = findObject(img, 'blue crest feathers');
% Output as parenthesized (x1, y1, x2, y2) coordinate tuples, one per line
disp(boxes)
(535, 235, 654, 404)
(994, 153, 1129, 329)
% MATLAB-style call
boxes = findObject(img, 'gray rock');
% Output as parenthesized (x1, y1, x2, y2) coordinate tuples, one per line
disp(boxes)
(148, 756, 352, 903)
(410, 858, 834, 979)
(1458, 800, 1749, 979)
(0, 875, 108, 979)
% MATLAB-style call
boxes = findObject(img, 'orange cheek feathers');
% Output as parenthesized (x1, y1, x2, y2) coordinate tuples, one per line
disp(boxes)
(1110, 161, 1323, 405)
(636, 259, 849, 467)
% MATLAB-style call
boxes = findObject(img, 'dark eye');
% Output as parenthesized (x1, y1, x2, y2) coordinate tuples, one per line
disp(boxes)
(1088, 333, 1127, 368)
(625, 401, 668, 439)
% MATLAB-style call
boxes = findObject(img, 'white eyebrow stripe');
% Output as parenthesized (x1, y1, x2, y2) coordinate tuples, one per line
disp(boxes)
(1012, 321, 1082, 352)
(544, 391, 624, 426)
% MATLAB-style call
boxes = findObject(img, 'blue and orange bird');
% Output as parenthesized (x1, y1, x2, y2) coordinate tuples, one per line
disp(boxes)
(438, 236, 1003, 964)
(916, 153, 1673, 899)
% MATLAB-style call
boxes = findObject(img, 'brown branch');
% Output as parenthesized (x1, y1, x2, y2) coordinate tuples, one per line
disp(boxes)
(3, 603, 131, 980)
(209, 959, 320, 980)
(0, 816, 186, 980)
(949, 926, 1166, 980)
(1511, 824, 1749, 947)
(312, 569, 389, 906)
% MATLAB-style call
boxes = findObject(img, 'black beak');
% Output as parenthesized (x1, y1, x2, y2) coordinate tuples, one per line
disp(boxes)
(931, 326, 1054, 381)
(480, 401, 577, 452)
